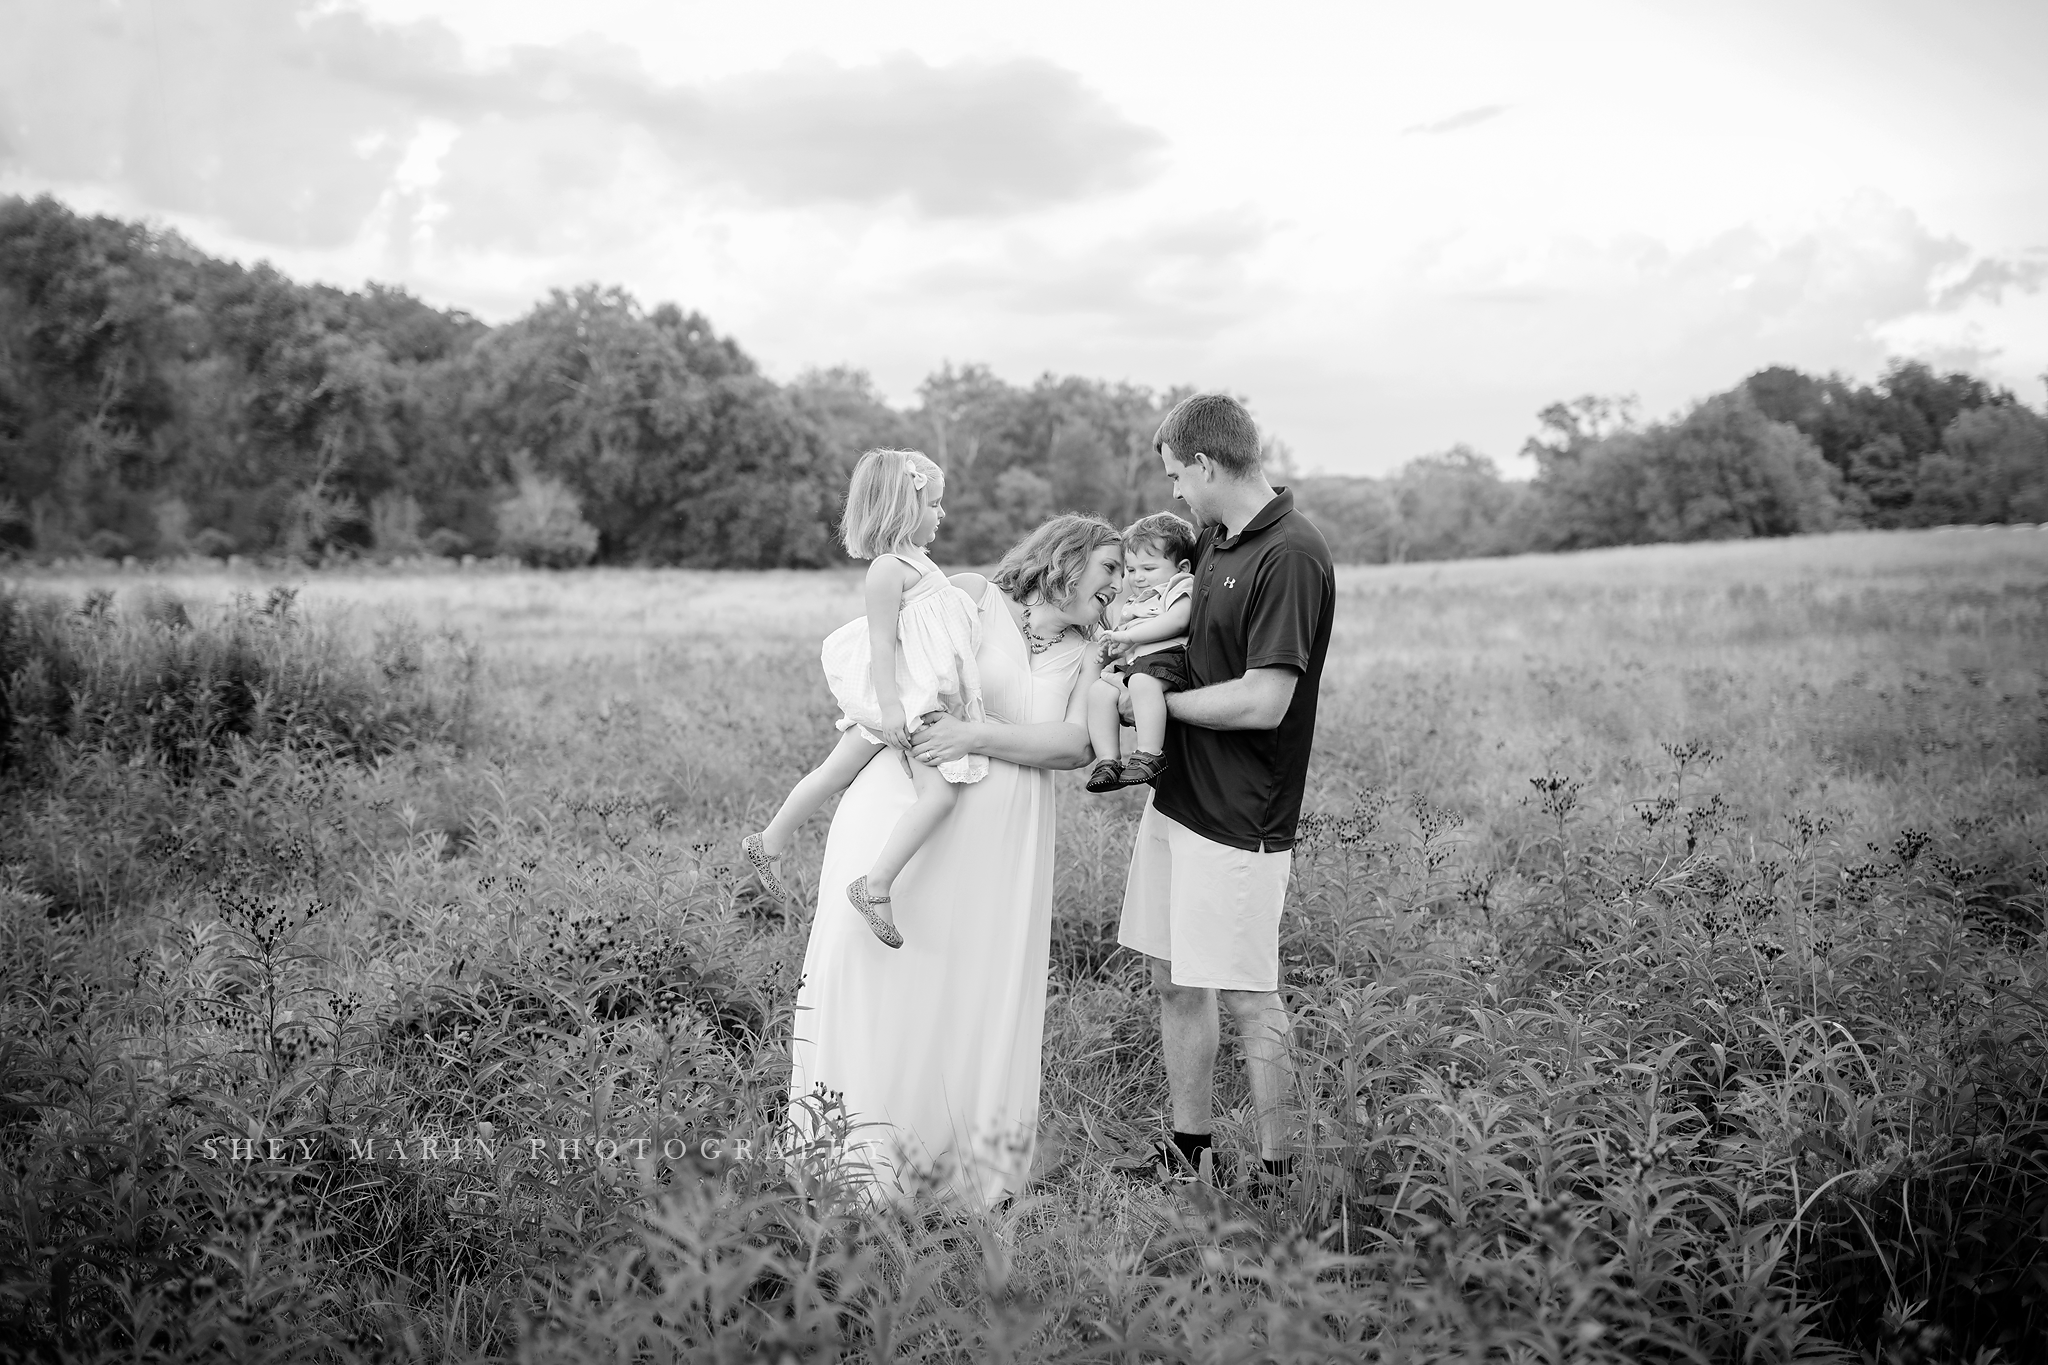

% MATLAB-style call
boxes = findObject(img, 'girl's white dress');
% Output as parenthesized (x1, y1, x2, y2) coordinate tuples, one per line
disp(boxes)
(820, 552, 988, 784)
(789, 580, 1093, 1206)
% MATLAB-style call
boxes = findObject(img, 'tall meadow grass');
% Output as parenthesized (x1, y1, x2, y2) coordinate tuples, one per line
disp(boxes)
(3, 527, 2044, 1363)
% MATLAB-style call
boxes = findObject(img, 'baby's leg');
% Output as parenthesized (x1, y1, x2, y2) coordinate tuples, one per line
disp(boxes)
(1087, 674, 1127, 765)
(759, 729, 884, 855)
(1127, 674, 1170, 756)
(865, 759, 960, 906)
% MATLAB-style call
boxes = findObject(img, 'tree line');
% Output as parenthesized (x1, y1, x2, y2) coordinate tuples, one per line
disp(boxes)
(4, 195, 2042, 569)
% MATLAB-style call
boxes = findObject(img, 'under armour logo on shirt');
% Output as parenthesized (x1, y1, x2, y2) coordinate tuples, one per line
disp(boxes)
(1224, 576, 1237, 588)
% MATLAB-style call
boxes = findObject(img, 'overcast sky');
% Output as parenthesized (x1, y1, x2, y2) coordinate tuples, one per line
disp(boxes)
(3, 0, 2044, 475)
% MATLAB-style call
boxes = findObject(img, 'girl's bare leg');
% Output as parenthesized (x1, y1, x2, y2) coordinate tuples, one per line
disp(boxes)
(1127, 674, 1169, 755)
(759, 729, 884, 855)
(1087, 675, 1126, 765)
(865, 760, 960, 908)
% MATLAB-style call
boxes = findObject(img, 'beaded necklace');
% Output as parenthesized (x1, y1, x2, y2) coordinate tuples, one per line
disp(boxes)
(1020, 598, 1077, 655)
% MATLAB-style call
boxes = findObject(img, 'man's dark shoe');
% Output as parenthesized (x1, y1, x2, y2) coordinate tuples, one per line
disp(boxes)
(1084, 758, 1125, 794)
(1118, 751, 1168, 786)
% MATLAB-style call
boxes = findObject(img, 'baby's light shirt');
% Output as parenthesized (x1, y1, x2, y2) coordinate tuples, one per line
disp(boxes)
(1110, 572, 1194, 660)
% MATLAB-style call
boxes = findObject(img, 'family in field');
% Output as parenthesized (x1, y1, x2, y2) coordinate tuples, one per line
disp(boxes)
(742, 393, 1336, 1207)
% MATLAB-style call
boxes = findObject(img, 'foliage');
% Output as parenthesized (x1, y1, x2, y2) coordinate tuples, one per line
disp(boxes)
(0, 584, 457, 780)
(494, 471, 599, 569)
(1, 535, 2043, 1361)
(4, 193, 2042, 577)
(1529, 390, 1844, 548)
(0, 583, 476, 916)
(1745, 362, 2048, 528)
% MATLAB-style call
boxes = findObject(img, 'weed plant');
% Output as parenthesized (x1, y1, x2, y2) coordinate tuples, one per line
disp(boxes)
(2, 529, 2045, 1363)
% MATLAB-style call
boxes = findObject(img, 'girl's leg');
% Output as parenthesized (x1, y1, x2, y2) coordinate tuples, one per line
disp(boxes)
(1127, 675, 1169, 755)
(865, 761, 960, 906)
(759, 729, 884, 855)
(1087, 675, 1126, 765)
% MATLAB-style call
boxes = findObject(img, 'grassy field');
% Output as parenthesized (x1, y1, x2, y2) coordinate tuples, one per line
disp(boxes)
(3, 526, 2045, 1363)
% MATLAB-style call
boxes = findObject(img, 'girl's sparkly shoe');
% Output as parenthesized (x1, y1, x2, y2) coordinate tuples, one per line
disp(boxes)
(847, 876, 904, 949)
(740, 833, 790, 907)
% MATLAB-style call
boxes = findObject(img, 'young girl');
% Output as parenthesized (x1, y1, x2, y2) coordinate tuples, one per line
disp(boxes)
(1085, 512, 1198, 793)
(741, 448, 985, 949)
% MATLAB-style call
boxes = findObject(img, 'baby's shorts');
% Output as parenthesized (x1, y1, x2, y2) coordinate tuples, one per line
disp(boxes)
(1123, 647, 1190, 693)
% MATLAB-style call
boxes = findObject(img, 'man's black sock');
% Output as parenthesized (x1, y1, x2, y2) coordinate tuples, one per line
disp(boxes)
(1260, 1155, 1294, 1179)
(1170, 1130, 1212, 1169)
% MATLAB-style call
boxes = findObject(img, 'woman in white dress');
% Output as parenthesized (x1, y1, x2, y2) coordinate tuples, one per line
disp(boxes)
(786, 513, 1126, 1207)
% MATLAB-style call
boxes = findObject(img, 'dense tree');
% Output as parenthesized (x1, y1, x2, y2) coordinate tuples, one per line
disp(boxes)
(1743, 361, 2023, 527)
(1532, 392, 1841, 548)
(913, 367, 1184, 562)
(451, 287, 842, 567)
(3, 195, 2040, 570)
(1917, 404, 2048, 525)
(1386, 446, 1528, 561)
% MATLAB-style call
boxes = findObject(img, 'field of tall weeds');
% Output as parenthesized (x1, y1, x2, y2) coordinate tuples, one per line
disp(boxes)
(3, 527, 2045, 1363)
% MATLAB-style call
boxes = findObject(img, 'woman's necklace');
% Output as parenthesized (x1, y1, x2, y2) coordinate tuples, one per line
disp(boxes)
(1021, 599, 1075, 655)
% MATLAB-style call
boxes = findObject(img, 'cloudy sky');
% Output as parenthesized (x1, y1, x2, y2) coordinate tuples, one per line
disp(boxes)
(3, 0, 2044, 474)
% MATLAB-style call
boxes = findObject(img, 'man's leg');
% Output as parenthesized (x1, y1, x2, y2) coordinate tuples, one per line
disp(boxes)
(1219, 988, 1294, 1161)
(1151, 955, 1218, 1137)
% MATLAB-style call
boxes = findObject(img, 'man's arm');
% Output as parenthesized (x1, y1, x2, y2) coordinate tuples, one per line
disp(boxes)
(1163, 667, 1298, 731)
(1161, 550, 1323, 732)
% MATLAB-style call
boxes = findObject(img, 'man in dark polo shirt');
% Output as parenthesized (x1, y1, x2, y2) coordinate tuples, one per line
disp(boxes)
(1113, 392, 1334, 1189)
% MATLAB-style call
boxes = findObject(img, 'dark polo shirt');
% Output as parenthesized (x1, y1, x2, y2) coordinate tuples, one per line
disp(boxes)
(1153, 487, 1335, 853)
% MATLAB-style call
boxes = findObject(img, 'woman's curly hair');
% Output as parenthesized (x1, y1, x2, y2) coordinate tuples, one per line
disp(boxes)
(991, 513, 1122, 610)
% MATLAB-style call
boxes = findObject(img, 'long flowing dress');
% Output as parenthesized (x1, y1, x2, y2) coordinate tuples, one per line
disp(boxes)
(787, 580, 1090, 1207)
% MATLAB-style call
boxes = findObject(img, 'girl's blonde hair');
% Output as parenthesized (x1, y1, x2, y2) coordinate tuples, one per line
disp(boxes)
(840, 448, 944, 559)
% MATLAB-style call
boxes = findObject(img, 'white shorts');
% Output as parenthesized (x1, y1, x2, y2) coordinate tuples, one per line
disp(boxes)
(1116, 798, 1293, 992)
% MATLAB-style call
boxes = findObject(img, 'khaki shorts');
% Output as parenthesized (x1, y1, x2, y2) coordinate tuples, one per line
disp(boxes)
(1116, 798, 1293, 992)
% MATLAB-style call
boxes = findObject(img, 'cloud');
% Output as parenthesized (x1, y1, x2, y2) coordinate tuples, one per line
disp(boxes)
(1932, 254, 2048, 310)
(901, 208, 1273, 335)
(0, 0, 1163, 253)
(1408, 193, 2038, 370)
(1403, 104, 1508, 135)
(653, 56, 1165, 216)
(0, 0, 415, 247)
(1265, 192, 2048, 473)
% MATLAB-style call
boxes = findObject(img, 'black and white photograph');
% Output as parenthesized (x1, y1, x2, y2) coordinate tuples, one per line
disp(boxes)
(2, 1, 2045, 1360)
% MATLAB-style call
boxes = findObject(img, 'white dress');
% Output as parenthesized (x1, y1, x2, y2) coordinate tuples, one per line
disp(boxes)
(820, 551, 988, 784)
(787, 580, 1091, 1207)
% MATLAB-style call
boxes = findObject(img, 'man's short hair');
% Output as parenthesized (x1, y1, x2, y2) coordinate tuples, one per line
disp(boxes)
(1123, 512, 1197, 568)
(1154, 394, 1262, 479)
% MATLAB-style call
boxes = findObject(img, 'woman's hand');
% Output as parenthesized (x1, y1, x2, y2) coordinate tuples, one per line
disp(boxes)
(908, 712, 979, 767)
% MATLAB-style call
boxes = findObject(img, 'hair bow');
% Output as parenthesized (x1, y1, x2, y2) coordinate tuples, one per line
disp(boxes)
(910, 471, 927, 491)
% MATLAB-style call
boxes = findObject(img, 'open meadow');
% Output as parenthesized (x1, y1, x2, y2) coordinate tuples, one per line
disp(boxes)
(3, 526, 2046, 1363)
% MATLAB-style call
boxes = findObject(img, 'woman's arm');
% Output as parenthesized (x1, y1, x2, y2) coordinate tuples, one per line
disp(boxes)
(864, 558, 916, 746)
(913, 714, 1093, 771)
(912, 667, 1096, 771)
